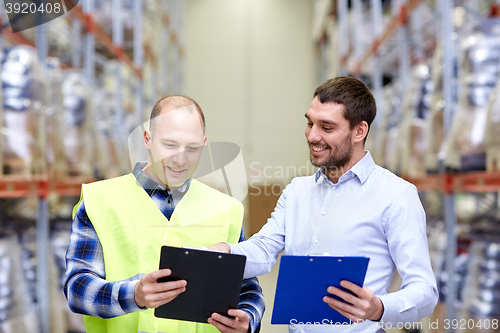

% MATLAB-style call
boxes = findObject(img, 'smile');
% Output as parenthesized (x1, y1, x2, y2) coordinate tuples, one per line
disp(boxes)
(167, 166, 186, 173)
(312, 146, 327, 152)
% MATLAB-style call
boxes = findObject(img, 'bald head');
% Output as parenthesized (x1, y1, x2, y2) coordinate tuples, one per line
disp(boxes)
(149, 95, 206, 135)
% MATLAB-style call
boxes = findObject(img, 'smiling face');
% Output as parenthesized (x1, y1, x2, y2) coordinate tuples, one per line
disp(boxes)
(143, 105, 206, 189)
(305, 97, 359, 172)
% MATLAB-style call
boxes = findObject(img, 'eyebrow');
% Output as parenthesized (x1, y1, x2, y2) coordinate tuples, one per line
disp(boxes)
(161, 139, 204, 146)
(304, 113, 337, 126)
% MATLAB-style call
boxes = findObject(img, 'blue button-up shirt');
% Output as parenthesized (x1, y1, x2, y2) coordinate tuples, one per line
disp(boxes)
(230, 152, 438, 333)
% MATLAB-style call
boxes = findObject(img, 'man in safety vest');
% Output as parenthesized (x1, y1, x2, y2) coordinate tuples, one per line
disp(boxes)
(64, 95, 265, 333)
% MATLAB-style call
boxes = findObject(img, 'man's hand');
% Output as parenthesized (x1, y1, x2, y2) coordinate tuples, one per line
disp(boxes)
(208, 309, 251, 333)
(323, 280, 384, 322)
(134, 269, 187, 308)
(207, 242, 231, 253)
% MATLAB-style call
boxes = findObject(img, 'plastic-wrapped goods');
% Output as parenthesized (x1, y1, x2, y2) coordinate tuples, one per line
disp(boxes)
(429, 217, 472, 306)
(380, 83, 403, 173)
(61, 70, 92, 178)
(371, 86, 393, 166)
(45, 58, 68, 179)
(428, 221, 447, 279)
(0, 50, 3, 176)
(464, 236, 500, 328)
(445, 18, 500, 171)
(51, 223, 85, 332)
(93, 87, 122, 178)
(397, 64, 434, 178)
(485, 79, 500, 171)
(20, 227, 66, 333)
(0, 229, 38, 333)
(1, 45, 48, 177)
(425, 40, 446, 173)
(101, 61, 138, 176)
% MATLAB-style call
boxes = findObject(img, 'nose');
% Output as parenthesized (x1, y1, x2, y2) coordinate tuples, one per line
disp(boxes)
(172, 150, 187, 166)
(306, 124, 321, 143)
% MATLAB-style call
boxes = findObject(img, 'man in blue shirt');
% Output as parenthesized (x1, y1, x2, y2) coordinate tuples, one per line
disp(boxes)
(210, 77, 438, 332)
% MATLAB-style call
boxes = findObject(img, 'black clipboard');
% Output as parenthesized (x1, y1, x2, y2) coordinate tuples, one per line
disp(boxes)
(271, 255, 370, 325)
(154, 245, 246, 323)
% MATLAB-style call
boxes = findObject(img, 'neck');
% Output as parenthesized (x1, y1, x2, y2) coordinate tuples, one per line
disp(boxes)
(325, 148, 365, 184)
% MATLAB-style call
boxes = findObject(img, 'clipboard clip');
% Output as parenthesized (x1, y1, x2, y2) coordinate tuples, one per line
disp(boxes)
(308, 253, 344, 262)
(182, 246, 226, 254)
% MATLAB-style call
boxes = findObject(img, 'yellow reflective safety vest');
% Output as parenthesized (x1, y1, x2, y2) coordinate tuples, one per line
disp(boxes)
(75, 173, 244, 333)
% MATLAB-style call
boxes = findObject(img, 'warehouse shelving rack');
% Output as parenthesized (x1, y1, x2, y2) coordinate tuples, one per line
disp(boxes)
(0, 1, 185, 332)
(407, 172, 500, 193)
(314, 0, 500, 331)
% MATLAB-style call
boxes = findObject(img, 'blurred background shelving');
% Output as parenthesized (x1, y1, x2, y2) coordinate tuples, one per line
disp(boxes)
(0, 1, 185, 332)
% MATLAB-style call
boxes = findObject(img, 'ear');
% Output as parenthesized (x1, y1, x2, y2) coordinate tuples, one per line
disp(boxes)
(203, 136, 207, 145)
(353, 121, 369, 144)
(144, 130, 152, 149)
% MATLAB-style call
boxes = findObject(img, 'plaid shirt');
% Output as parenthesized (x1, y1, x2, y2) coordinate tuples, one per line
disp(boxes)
(64, 162, 264, 332)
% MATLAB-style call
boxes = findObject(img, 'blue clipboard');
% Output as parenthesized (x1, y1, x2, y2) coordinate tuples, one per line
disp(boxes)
(271, 255, 370, 325)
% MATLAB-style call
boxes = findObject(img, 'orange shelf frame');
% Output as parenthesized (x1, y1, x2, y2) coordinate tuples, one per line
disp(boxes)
(405, 171, 500, 193)
(0, 177, 93, 199)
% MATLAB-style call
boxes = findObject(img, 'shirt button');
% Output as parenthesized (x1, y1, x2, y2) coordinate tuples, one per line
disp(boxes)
(331, 185, 336, 189)
(314, 240, 319, 244)
(321, 211, 326, 215)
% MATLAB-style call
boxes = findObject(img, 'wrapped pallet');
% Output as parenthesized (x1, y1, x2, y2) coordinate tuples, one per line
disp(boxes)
(45, 58, 68, 179)
(1, 45, 48, 177)
(425, 40, 446, 173)
(380, 82, 403, 173)
(51, 223, 85, 332)
(484, 79, 500, 171)
(0, 230, 38, 333)
(101, 60, 143, 176)
(61, 70, 93, 178)
(0, 50, 3, 177)
(20, 227, 66, 333)
(93, 87, 120, 178)
(397, 64, 434, 178)
(371, 86, 393, 166)
(444, 18, 500, 171)
(463, 232, 500, 333)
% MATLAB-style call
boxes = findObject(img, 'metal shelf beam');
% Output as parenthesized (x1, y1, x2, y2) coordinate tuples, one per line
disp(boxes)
(406, 172, 500, 193)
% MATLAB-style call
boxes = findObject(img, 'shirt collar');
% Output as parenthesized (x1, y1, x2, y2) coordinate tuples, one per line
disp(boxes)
(132, 162, 191, 194)
(314, 151, 375, 185)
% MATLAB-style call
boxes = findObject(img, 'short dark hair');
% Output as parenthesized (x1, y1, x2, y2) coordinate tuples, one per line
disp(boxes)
(150, 95, 206, 134)
(313, 76, 376, 143)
